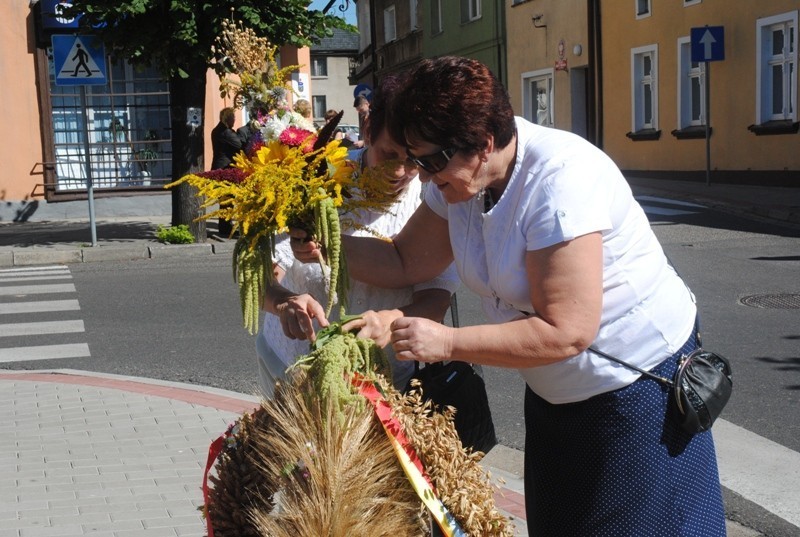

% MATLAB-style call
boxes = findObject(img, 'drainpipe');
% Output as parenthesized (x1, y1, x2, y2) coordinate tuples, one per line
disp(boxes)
(588, 0, 603, 148)
(369, 0, 378, 87)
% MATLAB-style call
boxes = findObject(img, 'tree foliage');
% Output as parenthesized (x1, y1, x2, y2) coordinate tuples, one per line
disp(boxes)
(63, 0, 352, 78)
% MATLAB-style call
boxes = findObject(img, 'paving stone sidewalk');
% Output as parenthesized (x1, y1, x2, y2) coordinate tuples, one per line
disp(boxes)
(0, 369, 528, 537)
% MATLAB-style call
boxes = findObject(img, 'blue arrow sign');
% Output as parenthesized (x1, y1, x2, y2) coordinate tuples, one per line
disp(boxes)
(353, 83, 373, 101)
(691, 26, 724, 62)
(52, 35, 107, 86)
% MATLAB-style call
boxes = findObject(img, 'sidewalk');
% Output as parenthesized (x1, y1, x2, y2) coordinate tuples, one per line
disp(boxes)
(1, 369, 767, 537)
(0, 369, 529, 537)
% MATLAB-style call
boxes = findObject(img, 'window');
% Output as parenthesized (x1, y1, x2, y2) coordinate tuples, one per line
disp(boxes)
(384, 5, 397, 43)
(631, 45, 659, 133)
(430, 0, 442, 35)
(521, 69, 554, 127)
(756, 12, 797, 124)
(311, 56, 328, 77)
(636, 0, 651, 19)
(410, 0, 418, 30)
(461, 0, 481, 23)
(312, 96, 326, 121)
(46, 50, 171, 194)
(677, 37, 705, 129)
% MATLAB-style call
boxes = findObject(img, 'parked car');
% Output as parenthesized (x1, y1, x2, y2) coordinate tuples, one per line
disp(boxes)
(337, 124, 359, 141)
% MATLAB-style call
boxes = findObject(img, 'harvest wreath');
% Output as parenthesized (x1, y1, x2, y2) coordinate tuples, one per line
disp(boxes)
(201, 321, 514, 536)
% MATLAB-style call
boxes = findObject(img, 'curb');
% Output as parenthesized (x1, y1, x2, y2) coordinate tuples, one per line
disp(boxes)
(0, 239, 238, 268)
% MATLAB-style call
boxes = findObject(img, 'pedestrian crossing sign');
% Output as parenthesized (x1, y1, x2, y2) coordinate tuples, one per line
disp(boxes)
(52, 35, 107, 86)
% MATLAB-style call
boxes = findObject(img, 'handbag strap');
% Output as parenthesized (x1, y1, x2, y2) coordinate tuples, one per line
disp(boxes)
(588, 346, 675, 387)
(587, 254, 703, 386)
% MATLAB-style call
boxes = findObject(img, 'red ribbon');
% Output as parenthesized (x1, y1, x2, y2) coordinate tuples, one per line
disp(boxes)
(202, 422, 237, 537)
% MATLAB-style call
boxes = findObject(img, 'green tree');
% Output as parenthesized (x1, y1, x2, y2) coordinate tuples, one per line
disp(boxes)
(64, 1, 350, 241)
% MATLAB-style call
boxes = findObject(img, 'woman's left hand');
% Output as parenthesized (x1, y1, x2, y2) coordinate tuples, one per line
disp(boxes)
(390, 317, 454, 364)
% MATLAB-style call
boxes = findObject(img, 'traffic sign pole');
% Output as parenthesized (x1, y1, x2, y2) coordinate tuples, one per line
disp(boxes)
(705, 62, 711, 186)
(691, 25, 724, 187)
(79, 87, 98, 246)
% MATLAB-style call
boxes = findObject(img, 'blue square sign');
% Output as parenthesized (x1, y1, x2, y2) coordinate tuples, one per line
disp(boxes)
(691, 26, 725, 62)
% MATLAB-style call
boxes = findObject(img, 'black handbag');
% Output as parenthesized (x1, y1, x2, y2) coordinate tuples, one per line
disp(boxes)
(406, 360, 498, 453)
(404, 294, 498, 453)
(589, 343, 733, 434)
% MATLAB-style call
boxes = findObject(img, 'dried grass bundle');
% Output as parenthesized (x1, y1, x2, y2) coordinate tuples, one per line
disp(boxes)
(249, 373, 427, 536)
(205, 406, 277, 536)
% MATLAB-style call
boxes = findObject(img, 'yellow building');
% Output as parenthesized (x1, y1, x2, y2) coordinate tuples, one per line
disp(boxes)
(505, 0, 596, 143)
(0, 2, 310, 214)
(600, 1, 798, 185)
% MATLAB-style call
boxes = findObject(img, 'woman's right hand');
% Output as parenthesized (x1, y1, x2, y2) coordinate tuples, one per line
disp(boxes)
(274, 293, 329, 341)
(288, 228, 323, 264)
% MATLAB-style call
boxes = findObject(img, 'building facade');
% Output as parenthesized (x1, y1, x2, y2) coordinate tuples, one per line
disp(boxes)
(310, 29, 359, 126)
(600, 0, 798, 185)
(505, 0, 595, 142)
(421, 0, 507, 85)
(1, 2, 311, 216)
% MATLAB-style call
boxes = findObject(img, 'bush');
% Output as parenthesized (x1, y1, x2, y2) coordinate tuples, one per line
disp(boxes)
(156, 224, 195, 244)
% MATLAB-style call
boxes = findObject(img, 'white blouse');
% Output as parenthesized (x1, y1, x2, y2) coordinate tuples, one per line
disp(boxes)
(425, 117, 696, 403)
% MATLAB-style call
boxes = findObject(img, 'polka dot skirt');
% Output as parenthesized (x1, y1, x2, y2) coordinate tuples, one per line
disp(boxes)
(523, 333, 726, 536)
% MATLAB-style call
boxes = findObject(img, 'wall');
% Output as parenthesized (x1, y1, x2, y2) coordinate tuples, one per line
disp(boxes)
(421, 0, 506, 83)
(0, 3, 51, 203)
(600, 1, 799, 181)
(505, 0, 589, 132)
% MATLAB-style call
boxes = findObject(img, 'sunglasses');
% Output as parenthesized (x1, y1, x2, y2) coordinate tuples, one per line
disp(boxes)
(406, 147, 457, 174)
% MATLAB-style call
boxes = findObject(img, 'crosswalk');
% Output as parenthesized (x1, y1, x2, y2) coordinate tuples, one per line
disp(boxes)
(635, 195, 706, 217)
(0, 265, 90, 363)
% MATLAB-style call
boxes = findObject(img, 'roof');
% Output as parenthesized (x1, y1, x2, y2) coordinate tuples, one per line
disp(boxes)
(312, 28, 359, 54)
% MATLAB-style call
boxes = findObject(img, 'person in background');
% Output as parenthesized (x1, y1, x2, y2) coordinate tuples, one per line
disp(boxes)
(293, 98, 313, 124)
(237, 108, 263, 150)
(352, 95, 370, 149)
(256, 74, 460, 398)
(289, 56, 726, 536)
(324, 108, 349, 147)
(210, 107, 242, 170)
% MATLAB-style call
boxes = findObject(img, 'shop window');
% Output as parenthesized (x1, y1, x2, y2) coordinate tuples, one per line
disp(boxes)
(431, 0, 442, 35)
(673, 37, 707, 139)
(751, 12, 797, 135)
(44, 48, 171, 197)
(522, 70, 554, 127)
(628, 45, 661, 141)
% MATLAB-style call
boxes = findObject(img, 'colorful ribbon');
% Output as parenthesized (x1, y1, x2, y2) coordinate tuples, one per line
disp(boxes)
(356, 378, 466, 537)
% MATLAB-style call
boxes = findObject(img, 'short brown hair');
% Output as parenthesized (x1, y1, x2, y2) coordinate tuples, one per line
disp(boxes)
(219, 107, 236, 124)
(390, 56, 515, 154)
(324, 109, 339, 122)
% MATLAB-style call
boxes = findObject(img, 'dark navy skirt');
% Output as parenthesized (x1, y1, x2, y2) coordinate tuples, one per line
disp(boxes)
(523, 332, 726, 536)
